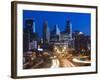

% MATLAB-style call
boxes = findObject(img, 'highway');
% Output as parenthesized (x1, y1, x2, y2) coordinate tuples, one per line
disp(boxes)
(50, 57, 76, 68)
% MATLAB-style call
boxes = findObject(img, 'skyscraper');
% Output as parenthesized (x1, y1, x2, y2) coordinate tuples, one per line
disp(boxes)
(43, 21, 50, 44)
(33, 19, 36, 33)
(23, 19, 33, 52)
(59, 19, 73, 48)
(50, 24, 60, 43)
(66, 19, 72, 39)
(56, 24, 60, 37)
(23, 19, 38, 52)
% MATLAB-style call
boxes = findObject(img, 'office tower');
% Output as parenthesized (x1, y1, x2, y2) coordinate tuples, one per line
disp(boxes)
(23, 19, 38, 52)
(43, 21, 50, 43)
(66, 19, 72, 39)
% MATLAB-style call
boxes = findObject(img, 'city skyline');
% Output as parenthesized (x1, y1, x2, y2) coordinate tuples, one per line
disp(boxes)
(23, 10, 91, 69)
(23, 10, 91, 38)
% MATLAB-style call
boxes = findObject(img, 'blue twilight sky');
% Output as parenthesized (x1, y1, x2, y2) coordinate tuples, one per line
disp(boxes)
(23, 10, 91, 38)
